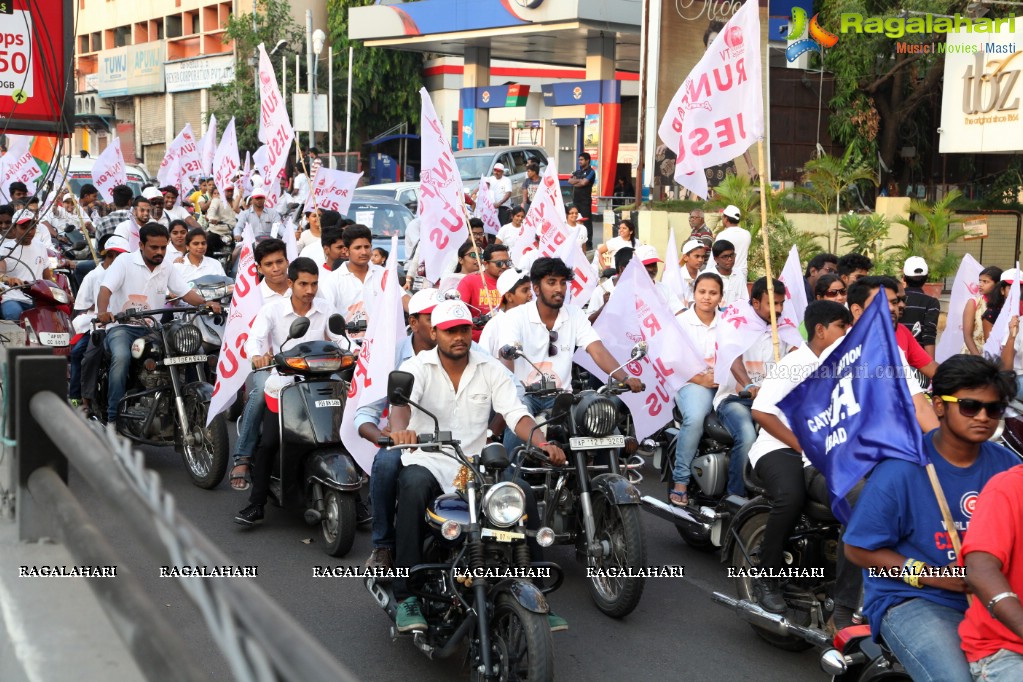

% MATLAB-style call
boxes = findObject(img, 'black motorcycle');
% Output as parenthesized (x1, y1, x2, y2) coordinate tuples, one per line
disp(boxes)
(92, 306, 230, 489)
(502, 342, 648, 619)
(367, 370, 561, 681)
(258, 315, 364, 556)
(819, 625, 909, 680)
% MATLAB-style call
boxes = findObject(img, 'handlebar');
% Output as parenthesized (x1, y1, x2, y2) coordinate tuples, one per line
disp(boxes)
(94, 305, 218, 325)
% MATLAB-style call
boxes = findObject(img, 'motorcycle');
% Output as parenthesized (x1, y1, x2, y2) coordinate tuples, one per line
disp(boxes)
(257, 315, 364, 556)
(92, 306, 230, 489)
(818, 625, 909, 681)
(502, 341, 648, 618)
(5, 278, 75, 353)
(186, 274, 237, 416)
(366, 370, 561, 681)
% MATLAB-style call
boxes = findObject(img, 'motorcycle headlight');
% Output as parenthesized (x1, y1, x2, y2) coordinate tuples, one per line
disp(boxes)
(170, 323, 202, 355)
(51, 288, 69, 304)
(197, 285, 228, 300)
(574, 395, 618, 437)
(130, 338, 147, 359)
(483, 482, 526, 528)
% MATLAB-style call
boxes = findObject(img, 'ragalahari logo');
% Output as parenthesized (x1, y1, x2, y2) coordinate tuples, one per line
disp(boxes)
(786, 8, 840, 62)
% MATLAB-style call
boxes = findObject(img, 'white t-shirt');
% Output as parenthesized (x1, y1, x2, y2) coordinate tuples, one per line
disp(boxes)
(497, 222, 523, 248)
(99, 249, 191, 324)
(713, 332, 782, 409)
(488, 175, 513, 206)
(245, 296, 347, 357)
(297, 229, 320, 249)
(586, 277, 616, 315)
(299, 240, 326, 267)
(0, 238, 49, 303)
(113, 218, 141, 251)
(163, 205, 191, 223)
(656, 281, 685, 316)
(174, 256, 226, 280)
(680, 266, 700, 308)
(292, 173, 310, 205)
(712, 226, 751, 280)
(704, 263, 747, 306)
(496, 300, 601, 388)
(602, 236, 643, 264)
(678, 307, 718, 383)
(478, 310, 504, 358)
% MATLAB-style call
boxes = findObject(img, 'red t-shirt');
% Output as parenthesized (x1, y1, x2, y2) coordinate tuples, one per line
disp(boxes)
(895, 324, 932, 370)
(959, 465, 1023, 662)
(456, 273, 500, 341)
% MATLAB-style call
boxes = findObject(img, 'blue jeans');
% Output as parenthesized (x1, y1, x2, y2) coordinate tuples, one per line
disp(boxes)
(236, 370, 269, 460)
(1015, 375, 1023, 402)
(672, 384, 715, 486)
(370, 448, 403, 550)
(717, 395, 756, 496)
(970, 649, 1023, 681)
(1, 299, 31, 321)
(104, 325, 150, 421)
(879, 598, 971, 682)
(69, 334, 90, 400)
(503, 394, 556, 452)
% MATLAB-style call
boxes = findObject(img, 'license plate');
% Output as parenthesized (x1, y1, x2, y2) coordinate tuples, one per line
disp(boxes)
(482, 528, 525, 543)
(315, 399, 342, 408)
(162, 355, 208, 365)
(37, 332, 69, 346)
(569, 435, 626, 449)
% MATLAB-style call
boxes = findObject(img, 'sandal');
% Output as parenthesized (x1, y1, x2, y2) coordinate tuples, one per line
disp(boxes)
(230, 457, 252, 492)
(669, 485, 689, 508)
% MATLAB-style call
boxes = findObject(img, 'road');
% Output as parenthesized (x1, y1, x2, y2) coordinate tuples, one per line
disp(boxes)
(73, 434, 822, 682)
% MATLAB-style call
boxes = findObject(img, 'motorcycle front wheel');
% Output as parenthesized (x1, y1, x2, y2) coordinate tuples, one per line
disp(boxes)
(471, 593, 553, 682)
(179, 399, 230, 489)
(320, 487, 357, 557)
(587, 496, 647, 618)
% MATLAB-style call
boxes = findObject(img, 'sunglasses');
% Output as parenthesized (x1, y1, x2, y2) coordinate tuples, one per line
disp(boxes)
(939, 395, 1007, 419)
(823, 288, 847, 298)
(464, 252, 481, 260)
(488, 259, 512, 268)
(895, 296, 907, 304)
(548, 330, 559, 357)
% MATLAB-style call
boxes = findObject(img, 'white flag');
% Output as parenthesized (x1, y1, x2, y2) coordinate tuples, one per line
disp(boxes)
(263, 177, 282, 211)
(778, 245, 808, 327)
(212, 117, 240, 201)
(555, 235, 599, 306)
(307, 168, 362, 215)
(984, 261, 1020, 360)
(936, 254, 983, 362)
(574, 258, 705, 439)
(208, 227, 263, 424)
(0, 147, 41, 202)
(511, 162, 564, 267)
(240, 151, 253, 195)
(340, 236, 405, 473)
(418, 87, 468, 282)
(279, 216, 299, 261)
(257, 43, 294, 185)
(158, 124, 201, 187)
(713, 298, 802, 385)
(200, 114, 218, 177)
(475, 177, 502, 236)
(91, 138, 128, 202)
(657, 0, 763, 198)
(661, 229, 684, 301)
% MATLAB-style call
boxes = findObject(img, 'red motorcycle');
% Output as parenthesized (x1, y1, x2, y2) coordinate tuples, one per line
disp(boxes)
(6, 277, 75, 354)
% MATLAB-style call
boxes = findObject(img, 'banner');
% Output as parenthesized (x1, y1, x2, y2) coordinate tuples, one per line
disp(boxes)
(0, 146, 42, 202)
(208, 227, 263, 424)
(158, 124, 201, 187)
(713, 298, 802, 385)
(661, 230, 684, 301)
(212, 117, 240, 202)
(936, 254, 984, 362)
(657, 0, 764, 198)
(511, 162, 564, 267)
(778, 245, 808, 328)
(574, 258, 706, 439)
(200, 114, 217, 177)
(91, 138, 127, 202)
(555, 232, 599, 306)
(475, 177, 502, 236)
(418, 87, 468, 282)
(257, 43, 294, 185)
(983, 261, 1020, 360)
(778, 296, 927, 522)
(263, 178, 282, 211)
(307, 168, 362, 215)
(339, 236, 405, 473)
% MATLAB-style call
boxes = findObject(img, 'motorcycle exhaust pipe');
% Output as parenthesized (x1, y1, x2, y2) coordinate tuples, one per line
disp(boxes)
(419, 613, 477, 660)
(711, 592, 831, 649)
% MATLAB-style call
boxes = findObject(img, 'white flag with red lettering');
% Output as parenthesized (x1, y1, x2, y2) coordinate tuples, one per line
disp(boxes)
(91, 138, 128, 202)
(984, 261, 1020, 360)
(158, 124, 201, 187)
(661, 229, 685, 301)
(307, 167, 362, 215)
(778, 245, 808, 328)
(713, 298, 801, 385)
(475, 177, 502, 236)
(936, 254, 983, 362)
(574, 258, 706, 439)
(257, 43, 294, 185)
(418, 87, 469, 282)
(512, 162, 565, 267)
(200, 114, 218, 176)
(556, 237, 599, 306)
(657, 0, 763, 199)
(263, 177, 282, 211)
(212, 117, 240, 201)
(208, 226, 263, 424)
(340, 236, 405, 473)
(0, 146, 41, 202)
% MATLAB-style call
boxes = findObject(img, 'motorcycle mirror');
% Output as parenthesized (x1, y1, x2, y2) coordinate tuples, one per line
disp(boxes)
(631, 341, 648, 361)
(328, 313, 346, 337)
(499, 344, 521, 361)
(480, 443, 510, 470)
(287, 316, 310, 341)
(387, 371, 415, 407)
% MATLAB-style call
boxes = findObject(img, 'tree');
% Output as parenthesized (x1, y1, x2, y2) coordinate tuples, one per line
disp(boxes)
(207, 0, 304, 154)
(892, 189, 970, 280)
(327, 0, 424, 150)
(795, 150, 877, 252)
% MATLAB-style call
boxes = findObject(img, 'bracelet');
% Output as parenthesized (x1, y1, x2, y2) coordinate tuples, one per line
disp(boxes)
(987, 591, 1019, 614)
(743, 383, 756, 391)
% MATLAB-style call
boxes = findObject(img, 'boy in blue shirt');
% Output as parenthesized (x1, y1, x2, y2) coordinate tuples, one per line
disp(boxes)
(844, 354, 1019, 682)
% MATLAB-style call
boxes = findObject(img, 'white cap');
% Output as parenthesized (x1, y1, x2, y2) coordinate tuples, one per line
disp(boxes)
(12, 208, 33, 224)
(1002, 268, 1021, 283)
(723, 205, 741, 221)
(263, 372, 295, 413)
(637, 245, 662, 265)
(141, 186, 163, 201)
(250, 186, 267, 199)
(408, 288, 442, 315)
(431, 300, 473, 330)
(104, 235, 130, 253)
(493, 163, 505, 172)
(682, 239, 706, 255)
(903, 256, 928, 277)
(497, 268, 528, 298)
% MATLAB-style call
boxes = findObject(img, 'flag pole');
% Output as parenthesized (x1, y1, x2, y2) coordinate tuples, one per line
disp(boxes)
(924, 462, 973, 604)
(461, 199, 490, 294)
(756, 139, 781, 362)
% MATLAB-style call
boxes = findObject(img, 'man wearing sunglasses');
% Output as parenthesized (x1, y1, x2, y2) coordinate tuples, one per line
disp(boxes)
(849, 276, 938, 381)
(845, 355, 1019, 682)
(456, 243, 512, 342)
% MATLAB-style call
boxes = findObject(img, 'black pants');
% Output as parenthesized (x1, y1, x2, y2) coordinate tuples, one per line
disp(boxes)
(576, 199, 593, 246)
(81, 336, 104, 401)
(249, 409, 281, 506)
(754, 449, 806, 572)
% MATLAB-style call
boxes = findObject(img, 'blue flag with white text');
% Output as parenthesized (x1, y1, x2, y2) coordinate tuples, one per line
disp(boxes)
(778, 297, 927, 523)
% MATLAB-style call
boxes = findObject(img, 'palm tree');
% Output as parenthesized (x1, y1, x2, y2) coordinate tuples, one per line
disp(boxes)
(747, 215, 826, 280)
(892, 189, 970, 281)
(837, 212, 897, 265)
(796, 149, 879, 252)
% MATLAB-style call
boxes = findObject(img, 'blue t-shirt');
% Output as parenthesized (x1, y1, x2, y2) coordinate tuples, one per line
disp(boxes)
(844, 430, 1020, 634)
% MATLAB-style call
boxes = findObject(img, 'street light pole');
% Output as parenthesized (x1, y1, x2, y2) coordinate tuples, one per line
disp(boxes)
(328, 45, 334, 166)
(305, 10, 314, 149)
(313, 29, 325, 157)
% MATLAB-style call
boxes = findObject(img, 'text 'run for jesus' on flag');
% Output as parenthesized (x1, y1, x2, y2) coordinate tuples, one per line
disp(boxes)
(777, 295, 927, 523)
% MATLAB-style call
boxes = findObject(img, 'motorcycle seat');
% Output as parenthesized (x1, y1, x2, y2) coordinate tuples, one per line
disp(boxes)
(803, 467, 837, 522)
(702, 413, 734, 446)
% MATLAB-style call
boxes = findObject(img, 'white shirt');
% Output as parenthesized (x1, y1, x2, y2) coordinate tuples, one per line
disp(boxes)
(656, 281, 685, 316)
(99, 249, 191, 324)
(497, 222, 523, 249)
(405, 217, 421, 258)
(163, 205, 191, 223)
(680, 266, 700, 308)
(320, 262, 385, 330)
(292, 173, 311, 205)
(0, 238, 48, 303)
(297, 229, 320, 249)
(678, 307, 718, 383)
(713, 331, 782, 409)
(586, 277, 616, 315)
(174, 255, 226, 280)
(601, 236, 643, 264)
(478, 310, 504, 357)
(113, 218, 141, 251)
(299, 240, 326, 267)
(74, 263, 109, 313)
(259, 279, 292, 303)
(496, 300, 601, 388)
(488, 175, 513, 206)
(705, 263, 747, 306)
(398, 348, 530, 493)
(245, 296, 347, 358)
(712, 226, 751, 281)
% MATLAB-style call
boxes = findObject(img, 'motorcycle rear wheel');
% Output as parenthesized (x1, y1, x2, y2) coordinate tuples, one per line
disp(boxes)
(587, 497, 647, 618)
(730, 511, 814, 652)
(470, 593, 553, 682)
(321, 488, 356, 557)
(180, 400, 230, 489)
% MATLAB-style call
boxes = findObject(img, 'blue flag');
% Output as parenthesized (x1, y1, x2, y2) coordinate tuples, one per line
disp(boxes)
(778, 296, 927, 523)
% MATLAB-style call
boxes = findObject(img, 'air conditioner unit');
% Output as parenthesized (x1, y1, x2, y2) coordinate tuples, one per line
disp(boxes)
(74, 93, 113, 117)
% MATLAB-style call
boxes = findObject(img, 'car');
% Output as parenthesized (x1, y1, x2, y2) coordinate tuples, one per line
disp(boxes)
(352, 182, 420, 214)
(342, 197, 415, 263)
(453, 145, 549, 196)
(66, 157, 151, 199)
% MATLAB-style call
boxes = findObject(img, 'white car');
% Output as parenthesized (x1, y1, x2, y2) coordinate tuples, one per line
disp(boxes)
(67, 156, 152, 197)
(453, 145, 549, 194)
(353, 182, 420, 214)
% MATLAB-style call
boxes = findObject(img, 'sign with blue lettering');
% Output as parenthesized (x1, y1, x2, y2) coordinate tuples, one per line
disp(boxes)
(97, 42, 165, 97)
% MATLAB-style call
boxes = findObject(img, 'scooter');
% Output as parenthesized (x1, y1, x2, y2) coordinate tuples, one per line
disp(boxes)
(819, 625, 909, 681)
(6, 279, 75, 353)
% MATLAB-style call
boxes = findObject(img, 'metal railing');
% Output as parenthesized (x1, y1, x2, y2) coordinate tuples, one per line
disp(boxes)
(7, 346, 359, 682)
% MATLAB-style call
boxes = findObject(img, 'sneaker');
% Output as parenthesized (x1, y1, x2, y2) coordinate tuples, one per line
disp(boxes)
(356, 499, 373, 526)
(753, 578, 787, 614)
(234, 503, 264, 527)
(395, 597, 428, 632)
(365, 547, 394, 571)
(547, 612, 569, 632)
